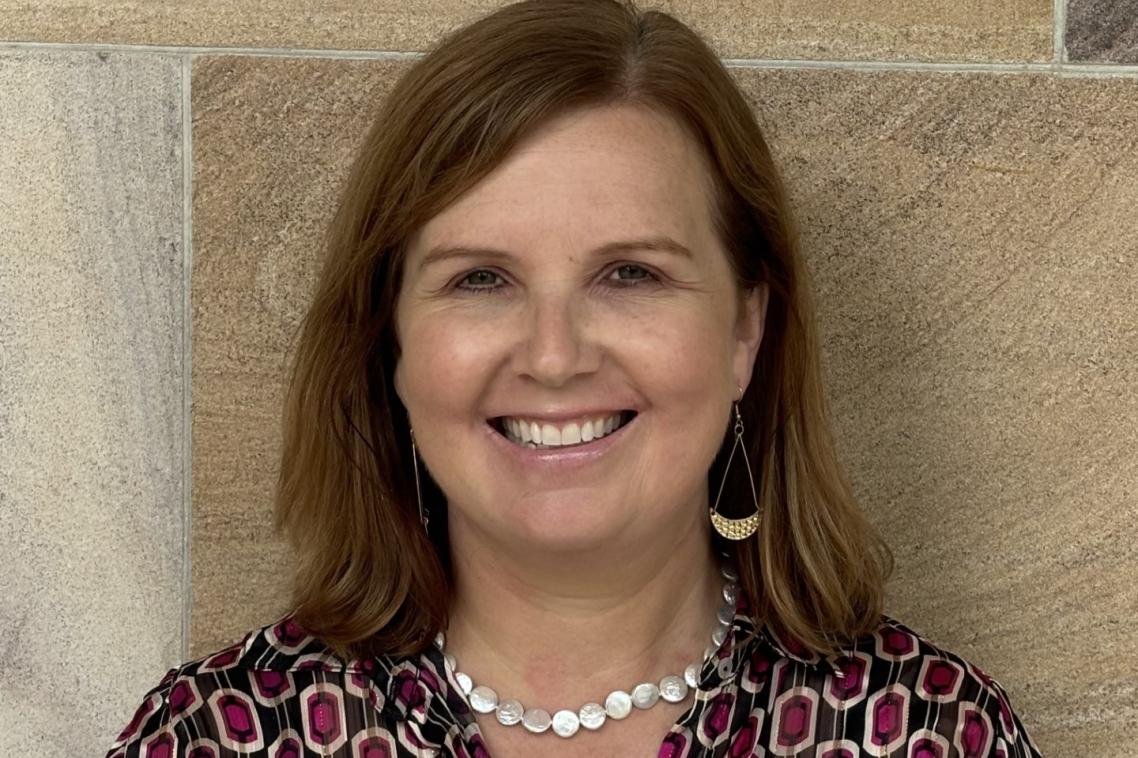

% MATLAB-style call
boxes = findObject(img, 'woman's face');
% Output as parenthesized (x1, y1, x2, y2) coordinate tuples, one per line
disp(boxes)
(394, 104, 767, 556)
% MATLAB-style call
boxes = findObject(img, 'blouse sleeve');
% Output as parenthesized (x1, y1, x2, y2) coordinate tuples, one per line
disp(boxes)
(985, 674, 1044, 757)
(104, 666, 188, 757)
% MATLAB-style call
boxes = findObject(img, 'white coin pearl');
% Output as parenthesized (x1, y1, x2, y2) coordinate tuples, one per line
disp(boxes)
(496, 699, 523, 726)
(723, 583, 739, 605)
(717, 606, 734, 625)
(659, 675, 688, 703)
(469, 685, 498, 714)
(684, 663, 700, 689)
(721, 564, 739, 581)
(630, 682, 660, 709)
(604, 690, 632, 719)
(551, 709, 580, 738)
(711, 625, 727, 646)
(444, 652, 456, 671)
(522, 708, 551, 733)
(455, 672, 473, 695)
(578, 702, 606, 730)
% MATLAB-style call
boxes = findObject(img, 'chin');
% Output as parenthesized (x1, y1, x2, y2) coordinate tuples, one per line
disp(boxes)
(494, 495, 627, 552)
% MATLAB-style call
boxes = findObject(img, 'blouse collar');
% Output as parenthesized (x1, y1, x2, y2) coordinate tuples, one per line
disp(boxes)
(238, 596, 848, 729)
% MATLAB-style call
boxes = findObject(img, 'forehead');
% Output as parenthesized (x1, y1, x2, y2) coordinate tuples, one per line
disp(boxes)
(407, 105, 719, 259)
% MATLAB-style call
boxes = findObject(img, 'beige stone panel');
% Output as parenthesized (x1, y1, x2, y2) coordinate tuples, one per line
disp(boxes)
(0, 51, 184, 754)
(0, 0, 1051, 63)
(189, 55, 404, 656)
(191, 57, 1136, 753)
(741, 67, 1136, 754)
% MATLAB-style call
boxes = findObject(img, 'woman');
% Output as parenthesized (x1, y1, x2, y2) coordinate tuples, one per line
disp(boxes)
(108, 0, 1043, 755)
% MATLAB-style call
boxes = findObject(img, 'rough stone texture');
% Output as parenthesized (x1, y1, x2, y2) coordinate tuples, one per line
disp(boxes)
(0, 0, 1052, 63)
(191, 56, 1137, 755)
(748, 68, 1138, 756)
(1067, 0, 1138, 64)
(187, 56, 405, 656)
(0, 50, 184, 755)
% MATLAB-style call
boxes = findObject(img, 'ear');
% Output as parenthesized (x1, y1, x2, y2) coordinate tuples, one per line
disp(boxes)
(393, 353, 407, 409)
(392, 299, 408, 409)
(732, 282, 769, 395)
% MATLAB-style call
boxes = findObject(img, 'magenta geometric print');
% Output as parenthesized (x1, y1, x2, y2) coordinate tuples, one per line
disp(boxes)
(141, 729, 176, 758)
(771, 687, 819, 754)
(207, 688, 265, 753)
(908, 728, 951, 757)
(864, 684, 910, 755)
(954, 702, 995, 757)
(186, 738, 221, 757)
(918, 657, 965, 703)
(267, 729, 302, 757)
(300, 682, 347, 753)
(250, 669, 295, 708)
(824, 650, 871, 710)
(107, 596, 1043, 756)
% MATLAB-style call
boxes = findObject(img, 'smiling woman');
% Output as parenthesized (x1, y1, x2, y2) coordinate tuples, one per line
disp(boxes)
(108, 1, 1042, 756)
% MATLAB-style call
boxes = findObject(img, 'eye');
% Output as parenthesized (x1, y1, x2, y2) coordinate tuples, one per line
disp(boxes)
(606, 263, 657, 286)
(455, 269, 504, 293)
(450, 262, 660, 296)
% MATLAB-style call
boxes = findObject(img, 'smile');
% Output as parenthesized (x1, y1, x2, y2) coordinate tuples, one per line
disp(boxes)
(491, 411, 637, 449)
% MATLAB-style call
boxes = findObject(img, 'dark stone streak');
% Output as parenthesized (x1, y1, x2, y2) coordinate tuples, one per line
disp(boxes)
(1067, 0, 1138, 64)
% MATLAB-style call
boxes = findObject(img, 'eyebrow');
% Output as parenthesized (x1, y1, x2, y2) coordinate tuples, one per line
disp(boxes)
(415, 235, 694, 274)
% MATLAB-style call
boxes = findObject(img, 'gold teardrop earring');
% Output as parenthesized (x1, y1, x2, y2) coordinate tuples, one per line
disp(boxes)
(709, 385, 761, 540)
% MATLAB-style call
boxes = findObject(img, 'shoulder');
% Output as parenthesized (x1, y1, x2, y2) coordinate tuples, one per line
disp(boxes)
(745, 612, 1042, 756)
(105, 613, 413, 757)
(840, 614, 1043, 756)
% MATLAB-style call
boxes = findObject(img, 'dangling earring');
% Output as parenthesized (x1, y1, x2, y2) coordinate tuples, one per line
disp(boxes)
(709, 385, 761, 540)
(409, 426, 429, 532)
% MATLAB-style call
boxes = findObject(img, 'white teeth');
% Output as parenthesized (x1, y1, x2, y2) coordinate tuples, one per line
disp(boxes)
(541, 424, 561, 445)
(562, 423, 581, 445)
(500, 412, 630, 447)
(581, 421, 595, 442)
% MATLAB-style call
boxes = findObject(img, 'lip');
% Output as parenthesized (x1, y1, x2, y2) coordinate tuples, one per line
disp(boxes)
(483, 411, 637, 472)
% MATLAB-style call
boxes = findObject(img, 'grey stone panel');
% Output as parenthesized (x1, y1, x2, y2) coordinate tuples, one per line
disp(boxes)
(0, 50, 184, 754)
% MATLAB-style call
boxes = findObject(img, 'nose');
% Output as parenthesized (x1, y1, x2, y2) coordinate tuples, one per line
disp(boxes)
(516, 287, 600, 387)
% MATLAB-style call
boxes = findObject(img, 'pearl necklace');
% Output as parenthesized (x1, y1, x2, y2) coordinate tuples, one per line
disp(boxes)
(434, 563, 741, 739)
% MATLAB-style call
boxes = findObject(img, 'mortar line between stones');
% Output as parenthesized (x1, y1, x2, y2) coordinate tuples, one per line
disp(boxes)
(722, 59, 1138, 77)
(180, 52, 193, 663)
(1054, 0, 1068, 63)
(1, 39, 1136, 77)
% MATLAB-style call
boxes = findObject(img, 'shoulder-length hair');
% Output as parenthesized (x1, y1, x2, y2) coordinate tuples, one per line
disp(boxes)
(274, 0, 893, 662)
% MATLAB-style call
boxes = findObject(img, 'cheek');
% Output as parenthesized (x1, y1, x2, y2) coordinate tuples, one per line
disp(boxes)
(398, 313, 493, 416)
(613, 307, 733, 396)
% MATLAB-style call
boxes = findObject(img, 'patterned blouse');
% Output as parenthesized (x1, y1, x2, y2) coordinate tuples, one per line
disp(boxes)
(107, 596, 1043, 757)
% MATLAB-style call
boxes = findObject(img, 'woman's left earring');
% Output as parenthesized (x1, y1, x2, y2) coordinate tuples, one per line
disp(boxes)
(709, 397, 761, 540)
(410, 427, 429, 532)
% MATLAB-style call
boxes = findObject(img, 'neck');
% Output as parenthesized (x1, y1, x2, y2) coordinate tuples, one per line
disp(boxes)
(442, 505, 724, 710)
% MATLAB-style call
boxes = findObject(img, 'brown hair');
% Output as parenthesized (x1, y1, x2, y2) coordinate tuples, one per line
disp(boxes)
(274, 0, 893, 662)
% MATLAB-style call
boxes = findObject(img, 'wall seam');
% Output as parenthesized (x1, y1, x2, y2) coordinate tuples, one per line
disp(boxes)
(180, 52, 193, 662)
(1054, 0, 1068, 63)
(0, 40, 423, 59)
(0, 39, 1133, 77)
(720, 58, 1130, 76)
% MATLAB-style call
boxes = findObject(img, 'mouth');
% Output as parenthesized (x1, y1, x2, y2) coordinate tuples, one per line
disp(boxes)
(488, 410, 638, 450)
